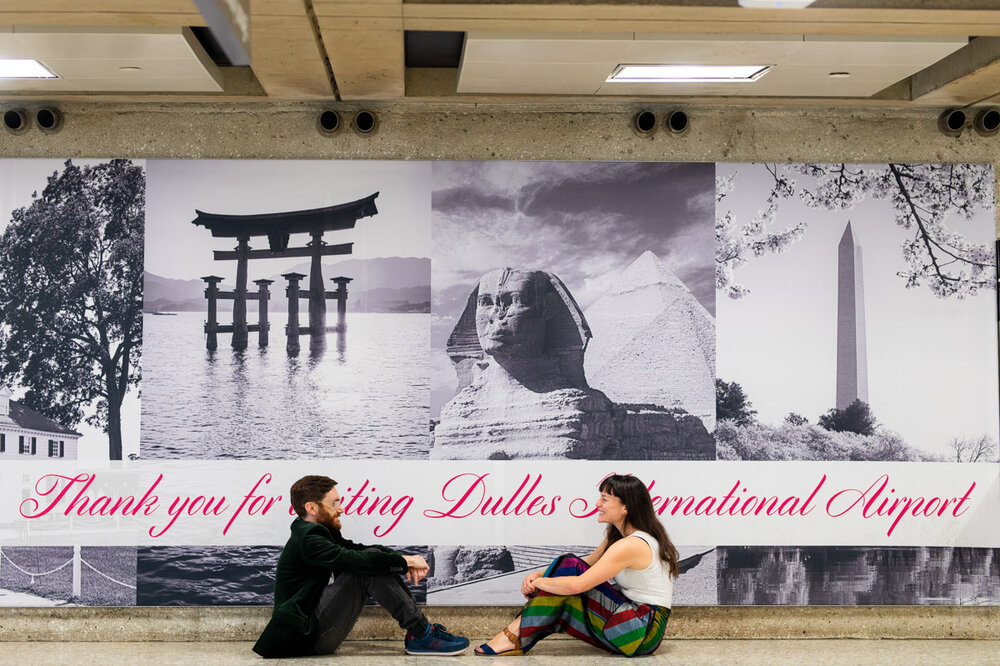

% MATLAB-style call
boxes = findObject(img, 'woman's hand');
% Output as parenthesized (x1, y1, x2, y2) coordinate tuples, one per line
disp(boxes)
(532, 575, 577, 595)
(521, 571, 542, 597)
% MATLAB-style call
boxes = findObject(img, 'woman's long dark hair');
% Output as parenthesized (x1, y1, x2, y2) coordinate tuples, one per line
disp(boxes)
(600, 474, 679, 578)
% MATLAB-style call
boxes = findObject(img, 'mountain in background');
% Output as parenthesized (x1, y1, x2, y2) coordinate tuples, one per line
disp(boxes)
(143, 273, 213, 313)
(143, 257, 430, 313)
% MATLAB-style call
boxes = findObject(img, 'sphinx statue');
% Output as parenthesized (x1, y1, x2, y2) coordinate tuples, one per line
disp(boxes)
(431, 268, 713, 460)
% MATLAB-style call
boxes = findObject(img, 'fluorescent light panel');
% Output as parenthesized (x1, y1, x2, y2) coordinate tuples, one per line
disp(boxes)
(608, 64, 771, 83)
(0, 59, 57, 79)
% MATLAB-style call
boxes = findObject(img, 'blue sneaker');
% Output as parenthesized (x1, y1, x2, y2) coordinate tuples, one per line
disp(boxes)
(405, 623, 470, 656)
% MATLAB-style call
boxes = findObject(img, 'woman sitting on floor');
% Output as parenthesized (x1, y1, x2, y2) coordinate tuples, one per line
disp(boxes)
(475, 474, 678, 657)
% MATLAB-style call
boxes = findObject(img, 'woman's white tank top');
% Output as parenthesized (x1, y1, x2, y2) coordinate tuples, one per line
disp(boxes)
(612, 530, 674, 608)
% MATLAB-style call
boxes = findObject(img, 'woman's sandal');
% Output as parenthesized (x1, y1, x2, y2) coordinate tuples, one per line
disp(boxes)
(475, 627, 524, 656)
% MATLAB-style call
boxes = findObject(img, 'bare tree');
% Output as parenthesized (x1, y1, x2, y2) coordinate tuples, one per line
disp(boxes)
(948, 435, 999, 463)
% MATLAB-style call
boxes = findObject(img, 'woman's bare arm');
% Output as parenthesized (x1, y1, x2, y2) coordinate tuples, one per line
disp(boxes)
(533, 538, 647, 596)
(581, 539, 608, 567)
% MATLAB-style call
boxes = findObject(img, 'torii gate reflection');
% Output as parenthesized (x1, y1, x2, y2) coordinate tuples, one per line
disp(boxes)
(192, 192, 378, 353)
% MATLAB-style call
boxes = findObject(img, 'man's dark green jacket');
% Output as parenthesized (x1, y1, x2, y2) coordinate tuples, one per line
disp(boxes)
(252, 517, 408, 658)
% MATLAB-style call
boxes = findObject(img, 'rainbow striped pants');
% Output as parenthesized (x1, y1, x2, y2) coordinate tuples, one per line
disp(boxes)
(519, 554, 670, 657)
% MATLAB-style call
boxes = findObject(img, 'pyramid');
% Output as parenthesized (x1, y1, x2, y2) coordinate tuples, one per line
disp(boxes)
(584, 251, 716, 429)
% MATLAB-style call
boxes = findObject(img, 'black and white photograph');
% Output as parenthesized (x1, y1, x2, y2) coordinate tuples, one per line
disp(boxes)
(0, 545, 136, 607)
(140, 160, 433, 460)
(718, 546, 1000, 605)
(429, 161, 717, 460)
(0, 158, 144, 462)
(715, 162, 999, 462)
(137, 545, 283, 606)
(426, 544, 718, 606)
(2, 156, 996, 612)
(137, 544, 429, 606)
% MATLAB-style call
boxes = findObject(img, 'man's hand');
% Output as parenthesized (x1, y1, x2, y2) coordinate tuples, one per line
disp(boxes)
(521, 571, 542, 597)
(403, 554, 430, 585)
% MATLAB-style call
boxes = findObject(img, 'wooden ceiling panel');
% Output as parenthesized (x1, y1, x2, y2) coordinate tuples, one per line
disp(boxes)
(0, 1, 998, 105)
(315, 1, 404, 100)
(911, 37, 1000, 106)
(402, 4, 1000, 37)
(251, 0, 333, 98)
(914, 61, 1000, 106)
(0, 0, 203, 26)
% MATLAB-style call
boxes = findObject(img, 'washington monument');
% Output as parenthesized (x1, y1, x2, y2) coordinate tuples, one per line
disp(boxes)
(836, 221, 869, 409)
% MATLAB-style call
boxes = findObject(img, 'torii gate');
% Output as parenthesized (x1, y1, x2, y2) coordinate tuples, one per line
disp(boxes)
(192, 193, 378, 352)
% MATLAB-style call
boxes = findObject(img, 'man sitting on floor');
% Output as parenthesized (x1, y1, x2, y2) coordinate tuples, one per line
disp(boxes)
(253, 475, 469, 658)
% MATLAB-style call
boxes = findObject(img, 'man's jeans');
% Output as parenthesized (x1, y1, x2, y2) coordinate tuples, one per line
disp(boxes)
(312, 554, 427, 654)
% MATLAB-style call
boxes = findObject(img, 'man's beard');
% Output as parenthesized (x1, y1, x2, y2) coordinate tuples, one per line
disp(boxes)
(317, 506, 342, 531)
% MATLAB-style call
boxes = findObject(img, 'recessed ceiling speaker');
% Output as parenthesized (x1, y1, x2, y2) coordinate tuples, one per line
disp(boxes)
(666, 111, 689, 135)
(352, 110, 378, 136)
(632, 111, 657, 136)
(937, 109, 967, 137)
(973, 108, 1000, 137)
(317, 109, 341, 135)
(35, 107, 63, 134)
(3, 108, 29, 135)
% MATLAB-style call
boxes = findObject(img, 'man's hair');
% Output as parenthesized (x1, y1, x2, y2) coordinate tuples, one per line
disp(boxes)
(290, 475, 337, 519)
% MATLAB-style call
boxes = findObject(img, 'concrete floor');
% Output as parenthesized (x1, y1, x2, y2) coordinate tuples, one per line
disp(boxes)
(0, 640, 998, 665)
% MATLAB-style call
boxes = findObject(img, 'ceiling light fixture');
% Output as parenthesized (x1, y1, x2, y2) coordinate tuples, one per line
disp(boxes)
(608, 64, 772, 83)
(119, 66, 142, 71)
(0, 59, 57, 79)
(829, 72, 851, 78)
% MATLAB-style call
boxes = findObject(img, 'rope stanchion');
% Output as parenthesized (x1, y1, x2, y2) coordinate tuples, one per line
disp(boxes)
(0, 549, 74, 579)
(79, 558, 137, 590)
(0, 547, 136, 600)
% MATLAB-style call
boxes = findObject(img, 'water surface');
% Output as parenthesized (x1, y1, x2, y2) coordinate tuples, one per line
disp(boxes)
(141, 312, 430, 459)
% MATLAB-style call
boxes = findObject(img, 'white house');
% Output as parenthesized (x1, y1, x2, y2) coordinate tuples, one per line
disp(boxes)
(0, 386, 82, 460)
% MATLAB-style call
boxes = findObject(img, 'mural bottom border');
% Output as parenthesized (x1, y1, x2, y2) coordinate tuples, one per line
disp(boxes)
(0, 605, 995, 642)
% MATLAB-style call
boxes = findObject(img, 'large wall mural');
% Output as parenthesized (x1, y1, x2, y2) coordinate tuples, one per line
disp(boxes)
(0, 158, 996, 608)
